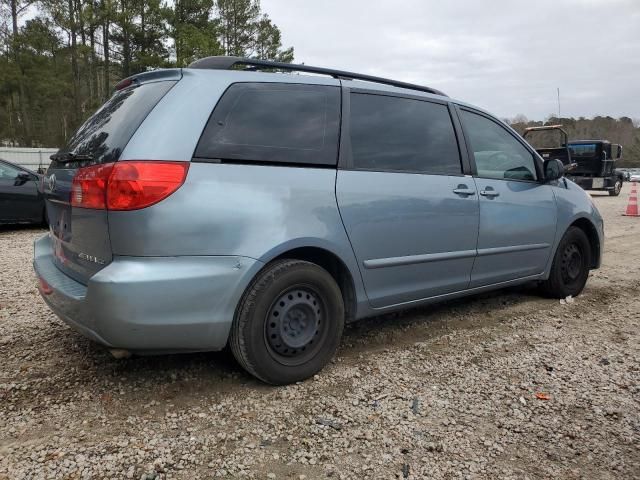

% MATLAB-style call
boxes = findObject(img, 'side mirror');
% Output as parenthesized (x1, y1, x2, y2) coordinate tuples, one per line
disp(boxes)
(544, 158, 565, 182)
(14, 171, 31, 185)
(616, 145, 623, 159)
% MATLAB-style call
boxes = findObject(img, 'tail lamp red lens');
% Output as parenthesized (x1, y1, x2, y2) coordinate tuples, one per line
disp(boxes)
(71, 161, 189, 211)
(38, 276, 53, 295)
(71, 163, 114, 209)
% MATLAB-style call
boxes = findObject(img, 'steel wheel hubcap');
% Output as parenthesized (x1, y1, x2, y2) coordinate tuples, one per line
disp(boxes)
(561, 243, 582, 282)
(266, 288, 323, 357)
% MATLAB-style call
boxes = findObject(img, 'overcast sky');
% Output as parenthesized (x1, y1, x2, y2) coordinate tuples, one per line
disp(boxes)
(260, 0, 640, 121)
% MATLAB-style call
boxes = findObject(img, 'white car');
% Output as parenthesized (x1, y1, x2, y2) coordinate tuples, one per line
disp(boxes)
(630, 173, 640, 182)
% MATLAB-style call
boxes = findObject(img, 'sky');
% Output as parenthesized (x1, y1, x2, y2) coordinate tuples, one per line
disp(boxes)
(260, 0, 640, 121)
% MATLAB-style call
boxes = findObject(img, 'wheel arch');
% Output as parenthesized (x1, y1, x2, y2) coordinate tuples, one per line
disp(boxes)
(569, 217, 600, 268)
(268, 246, 358, 323)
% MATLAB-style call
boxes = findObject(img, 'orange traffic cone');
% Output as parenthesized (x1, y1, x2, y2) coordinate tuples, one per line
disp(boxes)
(623, 182, 638, 216)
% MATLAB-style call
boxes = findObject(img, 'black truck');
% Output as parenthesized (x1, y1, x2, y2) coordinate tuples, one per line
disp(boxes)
(523, 125, 624, 196)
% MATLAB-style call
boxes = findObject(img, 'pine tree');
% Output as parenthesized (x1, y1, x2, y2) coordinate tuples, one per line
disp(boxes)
(0, 0, 296, 147)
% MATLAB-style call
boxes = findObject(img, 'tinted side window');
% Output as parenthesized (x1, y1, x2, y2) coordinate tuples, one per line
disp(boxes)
(195, 83, 340, 166)
(460, 110, 537, 181)
(349, 93, 461, 175)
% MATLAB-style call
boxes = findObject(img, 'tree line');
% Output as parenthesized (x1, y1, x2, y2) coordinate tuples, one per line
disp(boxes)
(0, 0, 293, 148)
(508, 115, 640, 167)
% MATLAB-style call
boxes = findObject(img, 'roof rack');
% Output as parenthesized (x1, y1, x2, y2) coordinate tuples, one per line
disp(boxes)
(188, 56, 447, 97)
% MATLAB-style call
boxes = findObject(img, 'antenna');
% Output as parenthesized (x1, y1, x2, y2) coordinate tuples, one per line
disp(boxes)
(557, 87, 561, 119)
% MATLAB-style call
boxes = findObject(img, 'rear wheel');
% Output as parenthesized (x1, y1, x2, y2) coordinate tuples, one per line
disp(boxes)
(230, 259, 344, 385)
(540, 227, 591, 298)
(609, 179, 622, 196)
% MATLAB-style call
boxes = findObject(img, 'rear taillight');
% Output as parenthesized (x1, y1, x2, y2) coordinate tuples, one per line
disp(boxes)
(107, 161, 189, 210)
(71, 161, 189, 211)
(71, 163, 114, 209)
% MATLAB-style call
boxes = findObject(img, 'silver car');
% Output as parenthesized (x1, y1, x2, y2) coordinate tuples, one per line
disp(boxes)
(34, 57, 603, 384)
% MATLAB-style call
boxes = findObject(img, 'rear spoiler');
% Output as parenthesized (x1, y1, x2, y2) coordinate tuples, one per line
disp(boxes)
(114, 69, 182, 92)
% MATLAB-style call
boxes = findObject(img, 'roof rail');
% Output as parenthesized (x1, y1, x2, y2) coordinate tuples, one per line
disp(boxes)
(188, 56, 447, 97)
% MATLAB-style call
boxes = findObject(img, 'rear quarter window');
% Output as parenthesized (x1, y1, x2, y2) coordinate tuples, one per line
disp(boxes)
(194, 83, 341, 166)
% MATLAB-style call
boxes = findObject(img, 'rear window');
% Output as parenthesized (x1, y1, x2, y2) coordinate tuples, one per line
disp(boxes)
(59, 81, 176, 164)
(194, 83, 341, 166)
(569, 143, 598, 158)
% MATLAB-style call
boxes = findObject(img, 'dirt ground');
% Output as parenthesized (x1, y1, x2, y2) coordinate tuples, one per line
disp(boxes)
(1, 184, 639, 480)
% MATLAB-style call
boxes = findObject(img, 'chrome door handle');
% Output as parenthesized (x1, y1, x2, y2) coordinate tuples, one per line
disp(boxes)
(479, 190, 500, 197)
(453, 188, 476, 195)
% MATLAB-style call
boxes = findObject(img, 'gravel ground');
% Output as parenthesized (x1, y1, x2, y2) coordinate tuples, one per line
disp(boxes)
(1, 184, 639, 480)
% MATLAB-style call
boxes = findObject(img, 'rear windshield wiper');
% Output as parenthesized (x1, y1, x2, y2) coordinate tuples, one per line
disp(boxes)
(50, 152, 94, 163)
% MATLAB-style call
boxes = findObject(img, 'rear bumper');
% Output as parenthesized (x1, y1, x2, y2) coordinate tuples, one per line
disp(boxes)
(33, 234, 263, 353)
(568, 175, 618, 191)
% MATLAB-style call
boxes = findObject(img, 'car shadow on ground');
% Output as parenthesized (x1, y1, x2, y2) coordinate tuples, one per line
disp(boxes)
(0, 224, 47, 233)
(48, 282, 544, 396)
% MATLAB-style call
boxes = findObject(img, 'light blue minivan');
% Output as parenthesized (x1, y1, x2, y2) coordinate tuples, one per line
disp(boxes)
(34, 57, 603, 384)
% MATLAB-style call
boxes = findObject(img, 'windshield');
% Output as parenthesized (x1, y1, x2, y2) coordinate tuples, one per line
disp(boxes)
(568, 144, 598, 158)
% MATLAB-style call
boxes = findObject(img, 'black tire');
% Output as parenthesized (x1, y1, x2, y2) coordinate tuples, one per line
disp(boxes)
(41, 207, 49, 227)
(540, 227, 591, 299)
(230, 259, 344, 385)
(609, 179, 622, 196)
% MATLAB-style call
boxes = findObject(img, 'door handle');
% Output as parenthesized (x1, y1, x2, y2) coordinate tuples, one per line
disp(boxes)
(479, 190, 500, 197)
(453, 188, 475, 196)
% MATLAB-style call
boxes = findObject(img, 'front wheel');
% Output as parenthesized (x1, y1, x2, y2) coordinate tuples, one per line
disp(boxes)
(540, 227, 591, 299)
(230, 259, 345, 385)
(609, 179, 622, 196)
(41, 207, 49, 227)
